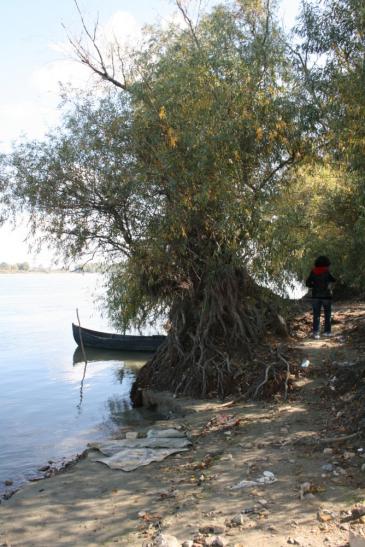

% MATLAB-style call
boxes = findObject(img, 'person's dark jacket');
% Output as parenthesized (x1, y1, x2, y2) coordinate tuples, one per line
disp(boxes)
(305, 266, 336, 299)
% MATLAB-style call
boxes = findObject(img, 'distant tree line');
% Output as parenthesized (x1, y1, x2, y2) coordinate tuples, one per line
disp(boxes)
(0, 262, 102, 273)
(0, 262, 31, 272)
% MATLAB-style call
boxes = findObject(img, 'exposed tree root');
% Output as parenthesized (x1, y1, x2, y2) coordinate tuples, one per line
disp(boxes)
(131, 268, 293, 405)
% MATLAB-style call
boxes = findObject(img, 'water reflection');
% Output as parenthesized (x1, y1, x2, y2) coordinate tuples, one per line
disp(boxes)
(73, 347, 153, 368)
(73, 347, 152, 412)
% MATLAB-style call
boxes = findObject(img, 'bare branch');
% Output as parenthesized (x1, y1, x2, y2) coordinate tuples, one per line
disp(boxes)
(176, 0, 200, 49)
(65, 0, 127, 90)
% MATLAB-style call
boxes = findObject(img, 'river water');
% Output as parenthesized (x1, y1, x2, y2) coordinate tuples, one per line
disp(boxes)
(0, 273, 154, 495)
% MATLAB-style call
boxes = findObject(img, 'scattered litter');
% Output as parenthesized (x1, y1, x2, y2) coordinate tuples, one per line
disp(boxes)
(89, 429, 191, 471)
(231, 470, 277, 489)
(300, 359, 310, 369)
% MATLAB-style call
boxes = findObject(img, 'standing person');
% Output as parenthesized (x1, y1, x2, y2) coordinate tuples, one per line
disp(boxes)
(305, 256, 336, 339)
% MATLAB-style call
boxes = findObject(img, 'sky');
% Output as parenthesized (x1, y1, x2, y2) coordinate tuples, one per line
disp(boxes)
(0, 0, 300, 266)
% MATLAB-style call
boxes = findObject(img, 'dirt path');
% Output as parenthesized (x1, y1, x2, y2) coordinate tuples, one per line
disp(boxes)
(1, 303, 365, 547)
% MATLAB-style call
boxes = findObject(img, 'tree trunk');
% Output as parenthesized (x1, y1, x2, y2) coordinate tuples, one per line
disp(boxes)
(131, 267, 282, 405)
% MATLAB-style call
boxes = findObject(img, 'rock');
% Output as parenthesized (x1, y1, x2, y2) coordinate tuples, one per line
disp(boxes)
(38, 465, 50, 472)
(4, 480, 13, 486)
(153, 534, 180, 547)
(199, 525, 225, 535)
(323, 448, 333, 455)
(280, 427, 289, 434)
(344, 451, 356, 460)
(287, 538, 301, 545)
(204, 537, 227, 547)
(231, 514, 246, 526)
(349, 531, 365, 547)
(182, 542, 194, 547)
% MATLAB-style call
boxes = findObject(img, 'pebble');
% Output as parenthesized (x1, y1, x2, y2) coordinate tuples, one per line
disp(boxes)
(138, 510, 147, 518)
(231, 514, 246, 526)
(317, 511, 334, 523)
(287, 538, 301, 545)
(322, 463, 334, 472)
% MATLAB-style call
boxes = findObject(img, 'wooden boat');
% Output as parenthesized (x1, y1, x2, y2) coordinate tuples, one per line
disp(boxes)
(72, 323, 166, 352)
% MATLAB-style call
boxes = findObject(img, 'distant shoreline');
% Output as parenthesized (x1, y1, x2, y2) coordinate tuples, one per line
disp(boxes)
(0, 270, 99, 274)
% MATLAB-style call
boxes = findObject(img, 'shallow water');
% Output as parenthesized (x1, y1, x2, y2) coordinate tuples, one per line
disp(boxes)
(0, 273, 155, 494)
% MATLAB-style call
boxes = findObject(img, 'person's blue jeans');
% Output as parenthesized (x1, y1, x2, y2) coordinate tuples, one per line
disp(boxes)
(312, 298, 332, 333)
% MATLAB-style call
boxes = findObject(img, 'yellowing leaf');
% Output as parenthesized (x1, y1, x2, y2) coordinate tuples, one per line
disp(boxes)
(256, 127, 264, 141)
(167, 127, 178, 148)
(159, 106, 167, 120)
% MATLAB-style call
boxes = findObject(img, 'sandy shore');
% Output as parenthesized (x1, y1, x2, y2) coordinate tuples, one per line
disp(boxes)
(2, 307, 365, 547)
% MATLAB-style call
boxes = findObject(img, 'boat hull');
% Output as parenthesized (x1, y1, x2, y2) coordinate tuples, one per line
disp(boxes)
(72, 323, 166, 352)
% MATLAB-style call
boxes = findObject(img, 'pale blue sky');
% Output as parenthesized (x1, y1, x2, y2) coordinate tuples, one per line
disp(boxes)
(0, 0, 300, 265)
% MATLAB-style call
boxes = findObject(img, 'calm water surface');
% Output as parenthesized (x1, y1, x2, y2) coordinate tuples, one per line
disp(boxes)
(0, 273, 153, 495)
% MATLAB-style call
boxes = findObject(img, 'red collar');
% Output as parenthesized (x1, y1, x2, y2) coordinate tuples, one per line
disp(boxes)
(313, 266, 329, 275)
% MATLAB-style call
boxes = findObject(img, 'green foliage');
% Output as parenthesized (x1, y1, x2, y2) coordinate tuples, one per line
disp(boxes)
(2, 2, 309, 330)
(293, 0, 365, 291)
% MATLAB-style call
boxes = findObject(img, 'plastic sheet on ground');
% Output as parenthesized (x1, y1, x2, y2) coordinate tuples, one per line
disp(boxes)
(89, 429, 191, 471)
(231, 470, 277, 489)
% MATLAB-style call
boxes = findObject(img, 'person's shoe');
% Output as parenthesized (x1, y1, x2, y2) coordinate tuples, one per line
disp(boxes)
(323, 332, 332, 337)
(313, 332, 320, 340)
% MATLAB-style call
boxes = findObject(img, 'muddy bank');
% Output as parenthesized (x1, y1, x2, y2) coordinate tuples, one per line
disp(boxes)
(2, 303, 365, 547)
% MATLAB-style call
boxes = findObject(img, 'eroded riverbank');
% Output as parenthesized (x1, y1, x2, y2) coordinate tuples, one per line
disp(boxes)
(2, 303, 365, 547)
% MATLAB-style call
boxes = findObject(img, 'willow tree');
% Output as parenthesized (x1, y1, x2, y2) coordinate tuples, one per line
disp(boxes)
(3, 1, 309, 398)
(289, 0, 365, 292)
